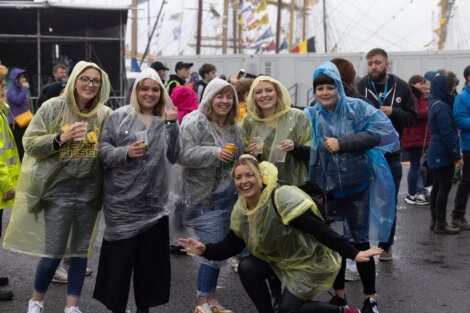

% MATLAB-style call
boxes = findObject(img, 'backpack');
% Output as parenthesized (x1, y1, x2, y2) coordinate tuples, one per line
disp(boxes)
(271, 180, 334, 224)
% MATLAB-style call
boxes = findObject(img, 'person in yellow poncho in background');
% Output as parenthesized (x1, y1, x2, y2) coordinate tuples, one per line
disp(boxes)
(0, 64, 21, 302)
(3, 61, 112, 313)
(180, 155, 382, 313)
(242, 76, 311, 186)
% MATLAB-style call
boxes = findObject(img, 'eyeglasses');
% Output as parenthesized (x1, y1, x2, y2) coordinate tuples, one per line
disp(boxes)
(78, 76, 101, 87)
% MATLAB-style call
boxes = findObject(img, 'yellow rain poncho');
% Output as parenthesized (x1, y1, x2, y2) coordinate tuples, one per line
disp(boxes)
(230, 162, 341, 300)
(3, 61, 112, 258)
(242, 76, 311, 185)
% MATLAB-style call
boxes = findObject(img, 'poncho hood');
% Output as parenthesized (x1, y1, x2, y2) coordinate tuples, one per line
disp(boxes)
(199, 77, 238, 117)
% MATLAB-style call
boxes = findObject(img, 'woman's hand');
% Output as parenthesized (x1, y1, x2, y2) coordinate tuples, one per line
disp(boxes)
(164, 107, 178, 121)
(280, 139, 295, 151)
(179, 237, 206, 256)
(60, 122, 87, 144)
(247, 141, 259, 156)
(354, 248, 383, 262)
(3, 189, 15, 201)
(218, 148, 234, 163)
(127, 140, 146, 158)
(323, 136, 340, 154)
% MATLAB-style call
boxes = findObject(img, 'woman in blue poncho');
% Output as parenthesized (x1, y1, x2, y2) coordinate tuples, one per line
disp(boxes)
(304, 61, 399, 313)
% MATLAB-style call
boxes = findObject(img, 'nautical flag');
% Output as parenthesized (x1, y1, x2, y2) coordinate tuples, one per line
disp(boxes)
(279, 39, 288, 51)
(255, 0, 267, 13)
(291, 36, 316, 53)
(256, 27, 274, 42)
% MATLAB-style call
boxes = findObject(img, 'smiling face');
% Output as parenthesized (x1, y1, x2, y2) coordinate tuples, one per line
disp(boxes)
(137, 78, 162, 115)
(253, 81, 278, 117)
(315, 84, 338, 112)
(233, 164, 262, 205)
(367, 54, 389, 83)
(75, 67, 101, 108)
(210, 89, 234, 120)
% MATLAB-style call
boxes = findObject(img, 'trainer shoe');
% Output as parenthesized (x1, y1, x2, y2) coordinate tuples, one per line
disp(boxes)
(0, 276, 9, 287)
(52, 265, 68, 283)
(64, 306, 82, 313)
(361, 298, 379, 313)
(85, 267, 93, 276)
(343, 307, 361, 313)
(194, 303, 212, 313)
(209, 300, 235, 313)
(27, 299, 44, 313)
(405, 194, 428, 205)
(451, 217, 470, 230)
(328, 292, 347, 306)
(0, 289, 13, 301)
(434, 222, 459, 234)
(379, 246, 392, 261)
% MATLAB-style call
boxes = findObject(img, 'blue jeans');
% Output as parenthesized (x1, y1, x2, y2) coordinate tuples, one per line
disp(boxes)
(379, 159, 402, 249)
(34, 257, 87, 297)
(186, 182, 236, 297)
(406, 148, 425, 195)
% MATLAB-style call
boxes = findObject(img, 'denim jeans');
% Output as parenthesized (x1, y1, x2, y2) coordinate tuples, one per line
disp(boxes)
(186, 181, 236, 297)
(379, 159, 402, 249)
(406, 148, 425, 195)
(34, 257, 87, 297)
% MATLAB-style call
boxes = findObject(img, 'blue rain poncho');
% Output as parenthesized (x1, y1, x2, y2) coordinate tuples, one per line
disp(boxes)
(179, 78, 243, 243)
(242, 76, 311, 185)
(304, 61, 400, 242)
(99, 68, 181, 241)
(3, 61, 112, 258)
(230, 161, 341, 300)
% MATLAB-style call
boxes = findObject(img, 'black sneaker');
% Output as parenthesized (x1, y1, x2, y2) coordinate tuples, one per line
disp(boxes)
(362, 298, 379, 313)
(328, 293, 347, 306)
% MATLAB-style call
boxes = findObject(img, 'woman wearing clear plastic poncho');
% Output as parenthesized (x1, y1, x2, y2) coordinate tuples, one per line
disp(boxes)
(304, 61, 399, 313)
(3, 61, 112, 313)
(92, 68, 180, 313)
(178, 77, 243, 313)
(242, 76, 311, 186)
(180, 155, 383, 313)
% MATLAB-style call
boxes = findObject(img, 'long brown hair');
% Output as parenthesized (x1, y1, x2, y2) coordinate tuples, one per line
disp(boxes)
(135, 78, 165, 116)
(205, 85, 238, 125)
(73, 66, 102, 112)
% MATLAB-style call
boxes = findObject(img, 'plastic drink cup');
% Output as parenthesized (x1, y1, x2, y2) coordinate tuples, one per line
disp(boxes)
(74, 121, 88, 141)
(135, 130, 148, 147)
(275, 144, 287, 163)
(223, 143, 236, 170)
(251, 137, 264, 155)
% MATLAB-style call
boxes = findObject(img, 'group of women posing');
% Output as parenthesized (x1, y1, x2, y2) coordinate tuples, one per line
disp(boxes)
(3, 59, 399, 313)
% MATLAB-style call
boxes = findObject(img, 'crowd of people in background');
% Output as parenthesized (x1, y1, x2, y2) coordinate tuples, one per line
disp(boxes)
(0, 48, 469, 313)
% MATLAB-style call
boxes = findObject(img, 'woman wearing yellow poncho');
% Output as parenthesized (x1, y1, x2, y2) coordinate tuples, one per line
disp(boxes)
(3, 61, 112, 313)
(180, 155, 382, 313)
(242, 76, 311, 185)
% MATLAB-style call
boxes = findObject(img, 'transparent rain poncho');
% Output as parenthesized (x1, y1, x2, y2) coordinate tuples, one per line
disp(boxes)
(179, 78, 243, 246)
(99, 68, 181, 241)
(242, 76, 311, 186)
(3, 61, 112, 258)
(304, 61, 400, 242)
(230, 161, 341, 300)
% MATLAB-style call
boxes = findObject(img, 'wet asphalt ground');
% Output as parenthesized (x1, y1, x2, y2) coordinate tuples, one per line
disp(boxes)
(1, 165, 469, 313)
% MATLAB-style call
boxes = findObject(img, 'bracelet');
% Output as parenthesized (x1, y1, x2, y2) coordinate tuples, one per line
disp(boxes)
(165, 120, 177, 125)
(54, 133, 62, 147)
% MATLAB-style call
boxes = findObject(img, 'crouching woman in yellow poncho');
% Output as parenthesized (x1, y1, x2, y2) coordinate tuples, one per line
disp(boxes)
(3, 61, 112, 313)
(180, 155, 382, 313)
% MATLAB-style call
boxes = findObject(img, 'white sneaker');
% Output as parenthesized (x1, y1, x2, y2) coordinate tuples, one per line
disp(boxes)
(194, 303, 212, 313)
(230, 257, 240, 273)
(27, 299, 44, 313)
(52, 265, 68, 284)
(64, 306, 82, 313)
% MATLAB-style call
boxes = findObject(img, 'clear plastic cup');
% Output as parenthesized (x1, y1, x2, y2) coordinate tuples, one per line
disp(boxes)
(275, 144, 287, 163)
(251, 137, 264, 155)
(74, 121, 88, 141)
(135, 130, 148, 148)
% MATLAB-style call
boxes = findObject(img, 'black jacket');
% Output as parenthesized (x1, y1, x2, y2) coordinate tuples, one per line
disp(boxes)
(166, 74, 186, 96)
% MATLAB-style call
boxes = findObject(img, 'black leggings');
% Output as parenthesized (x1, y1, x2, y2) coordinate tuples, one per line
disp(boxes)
(332, 242, 376, 295)
(238, 255, 341, 313)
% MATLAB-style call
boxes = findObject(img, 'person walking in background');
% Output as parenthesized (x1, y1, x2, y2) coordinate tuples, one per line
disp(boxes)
(0, 65, 21, 302)
(93, 68, 180, 313)
(242, 76, 311, 185)
(451, 65, 470, 230)
(178, 77, 243, 313)
(235, 78, 254, 123)
(427, 71, 461, 234)
(192, 63, 217, 102)
(50, 64, 68, 83)
(402, 75, 431, 205)
(166, 61, 193, 96)
(357, 48, 417, 261)
(3, 61, 112, 313)
(7, 68, 32, 162)
(149, 61, 169, 84)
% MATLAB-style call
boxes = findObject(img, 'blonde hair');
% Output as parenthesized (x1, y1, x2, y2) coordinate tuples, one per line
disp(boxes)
(251, 80, 286, 118)
(231, 154, 263, 188)
(134, 78, 165, 116)
(205, 85, 238, 125)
